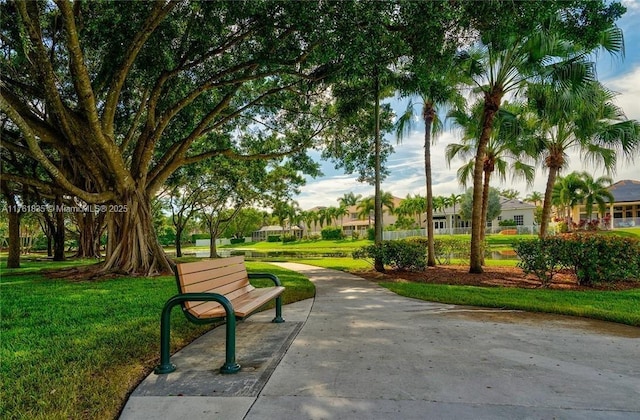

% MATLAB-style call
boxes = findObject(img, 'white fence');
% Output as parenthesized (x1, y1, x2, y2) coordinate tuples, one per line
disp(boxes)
(195, 237, 251, 247)
(383, 225, 544, 240)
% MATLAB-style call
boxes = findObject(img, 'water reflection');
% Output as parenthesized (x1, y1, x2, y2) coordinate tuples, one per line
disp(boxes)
(189, 249, 349, 259)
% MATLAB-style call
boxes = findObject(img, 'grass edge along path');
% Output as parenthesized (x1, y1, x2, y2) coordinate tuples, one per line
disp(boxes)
(0, 261, 314, 420)
(295, 258, 640, 327)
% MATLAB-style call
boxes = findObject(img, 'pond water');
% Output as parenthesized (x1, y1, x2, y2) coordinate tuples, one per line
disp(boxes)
(176, 249, 519, 260)
(186, 249, 350, 259)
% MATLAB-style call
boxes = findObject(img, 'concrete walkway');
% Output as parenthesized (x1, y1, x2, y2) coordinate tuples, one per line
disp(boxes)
(121, 263, 640, 419)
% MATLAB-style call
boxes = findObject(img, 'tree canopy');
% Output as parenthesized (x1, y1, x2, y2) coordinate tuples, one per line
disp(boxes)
(1, 0, 632, 275)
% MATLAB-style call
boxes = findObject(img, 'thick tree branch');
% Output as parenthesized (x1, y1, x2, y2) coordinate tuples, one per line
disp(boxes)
(16, 1, 75, 138)
(55, 0, 131, 190)
(0, 94, 114, 203)
(102, 1, 178, 138)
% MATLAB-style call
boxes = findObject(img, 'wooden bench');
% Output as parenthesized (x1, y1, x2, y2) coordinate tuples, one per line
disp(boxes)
(154, 256, 285, 375)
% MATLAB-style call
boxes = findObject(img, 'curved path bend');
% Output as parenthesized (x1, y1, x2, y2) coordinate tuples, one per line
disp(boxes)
(121, 263, 640, 419)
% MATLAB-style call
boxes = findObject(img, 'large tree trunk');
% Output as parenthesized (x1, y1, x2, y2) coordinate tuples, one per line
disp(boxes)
(53, 197, 66, 261)
(423, 104, 436, 267)
(102, 190, 173, 275)
(7, 210, 21, 268)
(75, 211, 104, 258)
(470, 90, 502, 274)
(540, 162, 562, 237)
(209, 234, 218, 259)
(175, 226, 183, 258)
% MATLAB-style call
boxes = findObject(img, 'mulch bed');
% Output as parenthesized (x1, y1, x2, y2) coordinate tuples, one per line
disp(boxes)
(351, 265, 640, 291)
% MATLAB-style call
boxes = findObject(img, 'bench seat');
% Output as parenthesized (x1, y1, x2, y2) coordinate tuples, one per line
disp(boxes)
(155, 256, 285, 375)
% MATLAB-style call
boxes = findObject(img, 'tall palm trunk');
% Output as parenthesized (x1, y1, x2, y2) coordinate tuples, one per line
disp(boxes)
(373, 71, 384, 272)
(540, 167, 560, 237)
(423, 103, 436, 266)
(541, 146, 564, 237)
(470, 89, 502, 273)
(480, 166, 493, 265)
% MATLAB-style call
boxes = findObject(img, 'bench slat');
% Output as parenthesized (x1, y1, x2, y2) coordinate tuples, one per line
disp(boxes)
(181, 270, 249, 293)
(176, 256, 245, 275)
(195, 286, 286, 319)
(184, 283, 255, 314)
(175, 257, 284, 321)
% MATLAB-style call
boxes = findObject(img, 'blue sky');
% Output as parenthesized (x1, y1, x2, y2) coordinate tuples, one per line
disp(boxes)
(295, 1, 640, 210)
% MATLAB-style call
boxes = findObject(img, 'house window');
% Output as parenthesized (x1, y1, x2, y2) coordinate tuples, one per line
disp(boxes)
(514, 215, 524, 225)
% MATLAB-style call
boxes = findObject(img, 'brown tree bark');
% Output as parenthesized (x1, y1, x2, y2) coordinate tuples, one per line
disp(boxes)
(102, 190, 173, 275)
(470, 89, 502, 274)
(423, 103, 436, 267)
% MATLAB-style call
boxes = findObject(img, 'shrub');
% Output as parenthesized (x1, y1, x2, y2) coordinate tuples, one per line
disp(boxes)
(515, 238, 566, 287)
(267, 235, 281, 242)
(230, 237, 245, 244)
(281, 234, 297, 243)
(321, 226, 344, 240)
(499, 219, 517, 227)
(515, 234, 640, 286)
(308, 233, 321, 241)
(353, 240, 426, 271)
(560, 233, 639, 286)
(367, 227, 375, 241)
(404, 236, 471, 265)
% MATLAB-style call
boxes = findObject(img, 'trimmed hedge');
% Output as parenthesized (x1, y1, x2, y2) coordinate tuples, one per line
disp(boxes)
(321, 226, 344, 240)
(515, 233, 640, 286)
(353, 240, 426, 271)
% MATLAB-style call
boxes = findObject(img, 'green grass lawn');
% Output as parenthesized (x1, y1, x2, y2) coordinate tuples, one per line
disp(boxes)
(2, 229, 638, 419)
(0, 260, 314, 420)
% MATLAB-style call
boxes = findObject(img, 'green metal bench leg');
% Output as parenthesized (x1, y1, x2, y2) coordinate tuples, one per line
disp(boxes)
(154, 293, 241, 375)
(272, 295, 285, 323)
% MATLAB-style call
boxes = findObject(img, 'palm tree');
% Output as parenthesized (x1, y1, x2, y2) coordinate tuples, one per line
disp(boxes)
(319, 207, 332, 229)
(432, 195, 448, 233)
(448, 193, 462, 233)
(379, 191, 396, 226)
(578, 172, 614, 222)
(335, 205, 349, 227)
(524, 191, 544, 207)
(395, 67, 465, 266)
(552, 173, 586, 230)
(528, 80, 639, 236)
(447, 100, 536, 253)
(300, 210, 317, 236)
(356, 197, 375, 228)
(338, 193, 362, 208)
(457, 17, 621, 272)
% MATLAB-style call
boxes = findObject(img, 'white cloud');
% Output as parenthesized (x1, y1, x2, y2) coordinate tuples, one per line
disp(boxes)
(297, 59, 640, 209)
(606, 65, 640, 121)
(622, 0, 640, 13)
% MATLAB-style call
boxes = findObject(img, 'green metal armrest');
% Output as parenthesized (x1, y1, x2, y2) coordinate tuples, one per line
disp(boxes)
(154, 292, 241, 375)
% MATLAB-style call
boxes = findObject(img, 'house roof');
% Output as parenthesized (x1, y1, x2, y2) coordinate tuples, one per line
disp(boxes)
(498, 198, 537, 211)
(258, 225, 284, 232)
(432, 196, 535, 216)
(608, 180, 640, 203)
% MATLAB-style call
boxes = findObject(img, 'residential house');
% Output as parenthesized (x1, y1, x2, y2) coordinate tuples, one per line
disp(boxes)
(251, 225, 302, 242)
(433, 197, 537, 234)
(569, 179, 640, 228)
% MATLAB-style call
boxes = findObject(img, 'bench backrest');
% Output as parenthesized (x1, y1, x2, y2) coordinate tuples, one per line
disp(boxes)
(175, 256, 254, 318)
